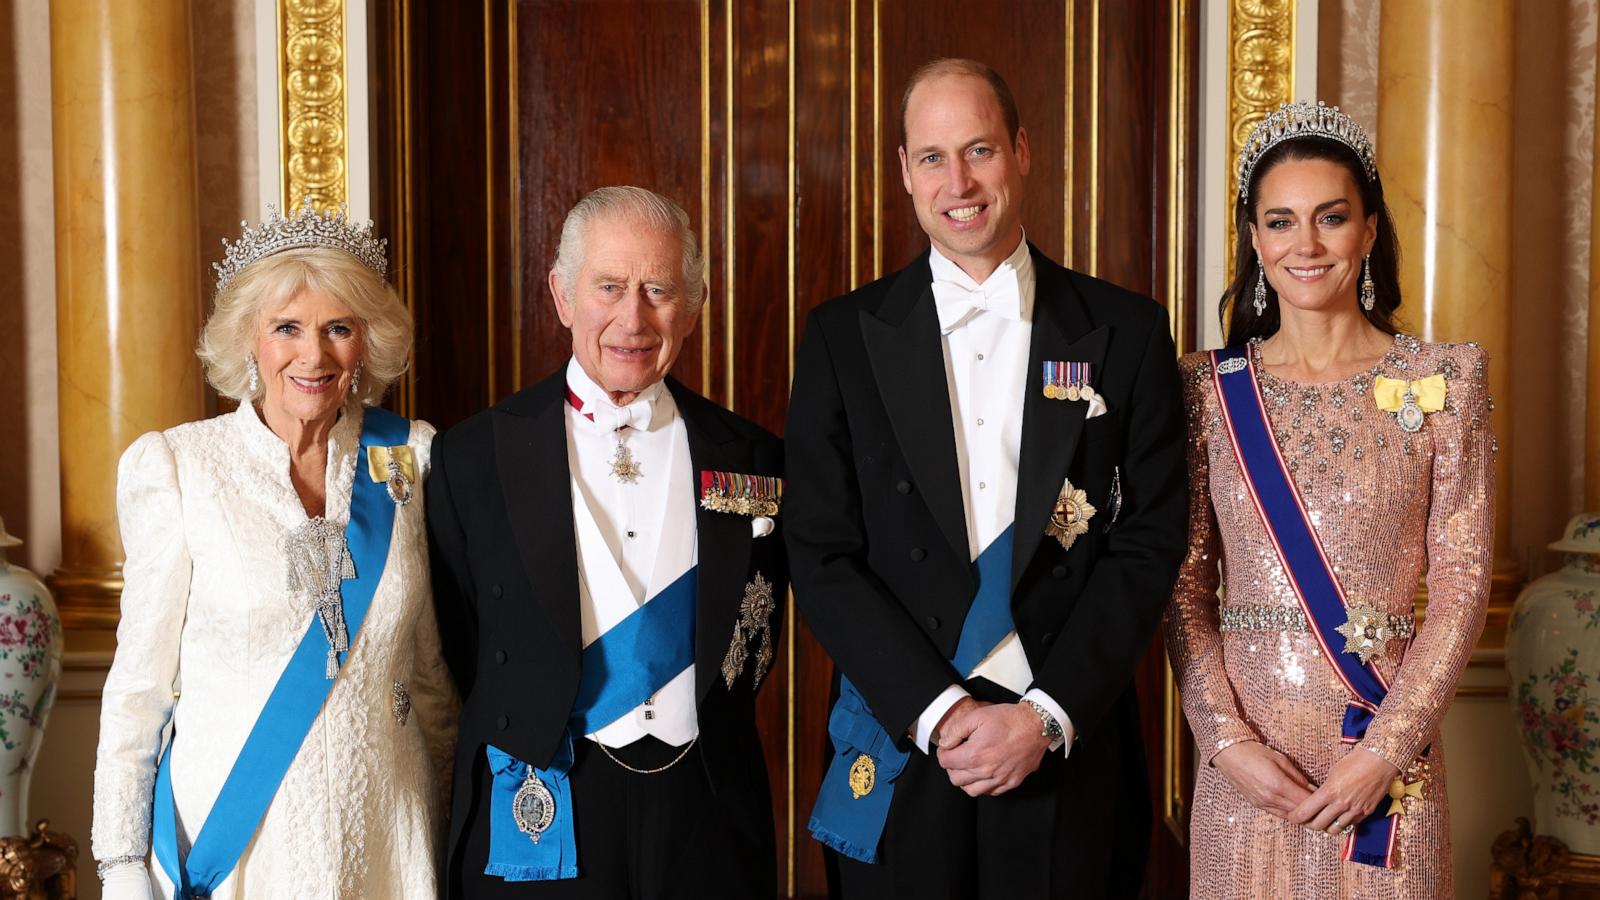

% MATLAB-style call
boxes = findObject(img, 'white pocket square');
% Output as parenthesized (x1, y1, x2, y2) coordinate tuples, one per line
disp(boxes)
(751, 516, 775, 538)
(1085, 394, 1109, 419)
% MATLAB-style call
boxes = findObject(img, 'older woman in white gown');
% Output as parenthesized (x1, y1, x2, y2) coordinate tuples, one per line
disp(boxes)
(91, 204, 456, 900)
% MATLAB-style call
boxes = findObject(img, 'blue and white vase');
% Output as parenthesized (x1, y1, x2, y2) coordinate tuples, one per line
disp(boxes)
(0, 517, 64, 837)
(1507, 513, 1600, 854)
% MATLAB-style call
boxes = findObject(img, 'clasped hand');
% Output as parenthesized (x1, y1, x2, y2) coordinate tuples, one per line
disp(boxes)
(930, 696, 1051, 797)
(1212, 740, 1399, 834)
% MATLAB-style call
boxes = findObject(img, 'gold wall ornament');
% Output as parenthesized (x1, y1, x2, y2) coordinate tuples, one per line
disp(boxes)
(280, 0, 348, 211)
(1225, 0, 1294, 281)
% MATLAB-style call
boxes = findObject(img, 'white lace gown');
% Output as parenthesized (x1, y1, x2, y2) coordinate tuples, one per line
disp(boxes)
(91, 403, 457, 899)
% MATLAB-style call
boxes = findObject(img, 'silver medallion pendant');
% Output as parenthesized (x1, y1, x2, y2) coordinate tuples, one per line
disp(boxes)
(512, 770, 557, 844)
(1396, 392, 1426, 433)
(385, 458, 414, 506)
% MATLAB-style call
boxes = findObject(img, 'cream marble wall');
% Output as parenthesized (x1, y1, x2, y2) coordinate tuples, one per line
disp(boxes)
(0, 1, 256, 895)
(1, 0, 61, 580)
(1316, 0, 1597, 892)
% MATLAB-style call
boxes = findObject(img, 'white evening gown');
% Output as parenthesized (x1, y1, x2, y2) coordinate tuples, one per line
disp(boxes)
(92, 402, 457, 899)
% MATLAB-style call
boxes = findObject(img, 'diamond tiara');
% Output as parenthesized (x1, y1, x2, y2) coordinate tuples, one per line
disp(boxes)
(1236, 101, 1377, 202)
(213, 199, 389, 293)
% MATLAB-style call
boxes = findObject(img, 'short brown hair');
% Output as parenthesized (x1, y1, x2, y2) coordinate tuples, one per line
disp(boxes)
(899, 58, 1020, 146)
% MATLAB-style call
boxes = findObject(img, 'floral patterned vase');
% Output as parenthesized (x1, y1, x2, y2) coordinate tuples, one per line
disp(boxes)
(1507, 513, 1600, 854)
(0, 518, 63, 837)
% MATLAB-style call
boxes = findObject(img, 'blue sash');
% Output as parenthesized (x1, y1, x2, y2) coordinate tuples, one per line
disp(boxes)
(151, 407, 410, 898)
(484, 566, 697, 881)
(808, 526, 1016, 864)
(1211, 347, 1407, 867)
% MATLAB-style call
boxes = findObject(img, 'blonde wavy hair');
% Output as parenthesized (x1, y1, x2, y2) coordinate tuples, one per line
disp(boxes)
(197, 247, 412, 407)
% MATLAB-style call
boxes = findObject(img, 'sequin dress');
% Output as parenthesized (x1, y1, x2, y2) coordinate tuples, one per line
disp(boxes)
(1164, 334, 1494, 899)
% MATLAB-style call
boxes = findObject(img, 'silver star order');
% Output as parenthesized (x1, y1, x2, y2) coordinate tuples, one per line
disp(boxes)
(1335, 605, 1394, 665)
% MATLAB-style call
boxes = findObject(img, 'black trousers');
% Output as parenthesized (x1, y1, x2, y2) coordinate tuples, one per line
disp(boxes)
(454, 736, 774, 900)
(831, 684, 1150, 900)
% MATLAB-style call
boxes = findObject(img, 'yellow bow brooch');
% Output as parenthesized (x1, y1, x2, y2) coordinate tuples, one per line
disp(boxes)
(366, 445, 417, 506)
(1372, 374, 1446, 434)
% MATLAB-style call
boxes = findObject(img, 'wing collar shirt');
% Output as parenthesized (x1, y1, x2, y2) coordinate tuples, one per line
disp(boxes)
(564, 359, 699, 747)
(912, 234, 1073, 755)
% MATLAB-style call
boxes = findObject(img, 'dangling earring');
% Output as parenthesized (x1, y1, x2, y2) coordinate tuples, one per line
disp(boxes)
(350, 361, 363, 398)
(246, 354, 260, 395)
(1360, 254, 1376, 312)
(1253, 262, 1268, 316)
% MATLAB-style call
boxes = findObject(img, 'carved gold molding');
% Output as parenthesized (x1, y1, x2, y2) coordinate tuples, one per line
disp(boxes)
(279, 0, 348, 211)
(1225, 0, 1294, 280)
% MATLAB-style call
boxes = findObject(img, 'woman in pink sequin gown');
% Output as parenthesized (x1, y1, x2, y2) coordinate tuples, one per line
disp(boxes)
(1164, 103, 1494, 899)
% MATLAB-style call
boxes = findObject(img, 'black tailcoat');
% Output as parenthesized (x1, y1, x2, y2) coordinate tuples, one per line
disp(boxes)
(784, 245, 1186, 893)
(427, 371, 786, 897)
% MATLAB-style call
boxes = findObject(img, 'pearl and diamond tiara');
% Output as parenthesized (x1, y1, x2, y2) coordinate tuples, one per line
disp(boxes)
(212, 199, 389, 293)
(1236, 100, 1377, 202)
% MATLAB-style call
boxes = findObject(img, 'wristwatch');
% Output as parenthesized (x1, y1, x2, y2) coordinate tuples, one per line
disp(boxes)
(1020, 699, 1064, 742)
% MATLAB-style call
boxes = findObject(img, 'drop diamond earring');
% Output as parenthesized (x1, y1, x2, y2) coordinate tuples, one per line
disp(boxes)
(1360, 254, 1376, 312)
(246, 354, 260, 395)
(351, 361, 363, 398)
(1253, 262, 1268, 316)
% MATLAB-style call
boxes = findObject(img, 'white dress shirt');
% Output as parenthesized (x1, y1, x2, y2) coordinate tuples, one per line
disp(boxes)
(564, 359, 699, 747)
(910, 235, 1074, 756)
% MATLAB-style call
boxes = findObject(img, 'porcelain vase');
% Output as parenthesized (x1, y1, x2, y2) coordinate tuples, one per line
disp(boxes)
(1507, 513, 1600, 854)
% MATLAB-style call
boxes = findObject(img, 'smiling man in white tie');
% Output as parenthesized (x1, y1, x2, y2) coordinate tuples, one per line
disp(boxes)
(427, 186, 786, 899)
(786, 59, 1187, 898)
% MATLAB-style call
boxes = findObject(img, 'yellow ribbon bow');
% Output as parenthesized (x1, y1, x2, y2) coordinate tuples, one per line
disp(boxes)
(366, 445, 417, 485)
(1372, 374, 1447, 414)
(1386, 776, 1425, 817)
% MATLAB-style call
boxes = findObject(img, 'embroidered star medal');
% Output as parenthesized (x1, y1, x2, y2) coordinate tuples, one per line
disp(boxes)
(1045, 478, 1097, 551)
(721, 573, 778, 688)
(1335, 604, 1399, 665)
(609, 439, 642, 484)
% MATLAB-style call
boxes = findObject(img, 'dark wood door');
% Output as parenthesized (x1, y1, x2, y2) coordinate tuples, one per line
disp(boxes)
(372, 2, 1198, 895)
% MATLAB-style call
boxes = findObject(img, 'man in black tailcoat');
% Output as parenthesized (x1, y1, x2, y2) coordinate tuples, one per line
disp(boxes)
(429, 186, 785, 899)
(786, 59, 1186, 899)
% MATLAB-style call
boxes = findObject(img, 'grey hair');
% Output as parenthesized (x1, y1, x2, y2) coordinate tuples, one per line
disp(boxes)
(196, 246, 413, 407)
(551, 186, 707, 308)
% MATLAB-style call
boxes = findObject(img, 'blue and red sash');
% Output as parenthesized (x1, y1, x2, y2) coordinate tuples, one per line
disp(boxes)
(1210, 346, 1402, 868)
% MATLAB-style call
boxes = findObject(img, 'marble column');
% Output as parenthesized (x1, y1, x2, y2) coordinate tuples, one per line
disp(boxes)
(1376, 0, 1520, 635)
(1589, 37, 1600, 511)
(49, 1, 204, 630)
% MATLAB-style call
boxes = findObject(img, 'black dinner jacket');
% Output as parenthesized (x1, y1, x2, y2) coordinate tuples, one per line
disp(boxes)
(426, 370, 786, 889)
(785, 243, 1186, 754)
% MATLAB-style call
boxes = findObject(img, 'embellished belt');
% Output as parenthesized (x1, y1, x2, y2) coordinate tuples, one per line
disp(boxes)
(1219, 603, 1414, 641)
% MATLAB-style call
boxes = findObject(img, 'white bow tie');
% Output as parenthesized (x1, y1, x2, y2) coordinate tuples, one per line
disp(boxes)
(585, 395, 654, 433)
(931, 265, 1022, 332)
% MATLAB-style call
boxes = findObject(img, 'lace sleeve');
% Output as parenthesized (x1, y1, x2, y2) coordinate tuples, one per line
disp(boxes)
(92, 432, 192, 864)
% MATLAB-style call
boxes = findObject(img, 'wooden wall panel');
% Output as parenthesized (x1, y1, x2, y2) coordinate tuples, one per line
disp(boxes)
(512, 0, 709, 393)
(870, 1, 1069, 275)
(384, 1, 1195, 894)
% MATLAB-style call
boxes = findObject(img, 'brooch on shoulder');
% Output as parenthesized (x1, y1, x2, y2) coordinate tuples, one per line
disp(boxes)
(1373, 374, 1446, 434)
(366, 445, 417, 506)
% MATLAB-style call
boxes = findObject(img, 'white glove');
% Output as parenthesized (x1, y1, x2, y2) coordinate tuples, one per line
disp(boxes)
(99, 862, 155, 900)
